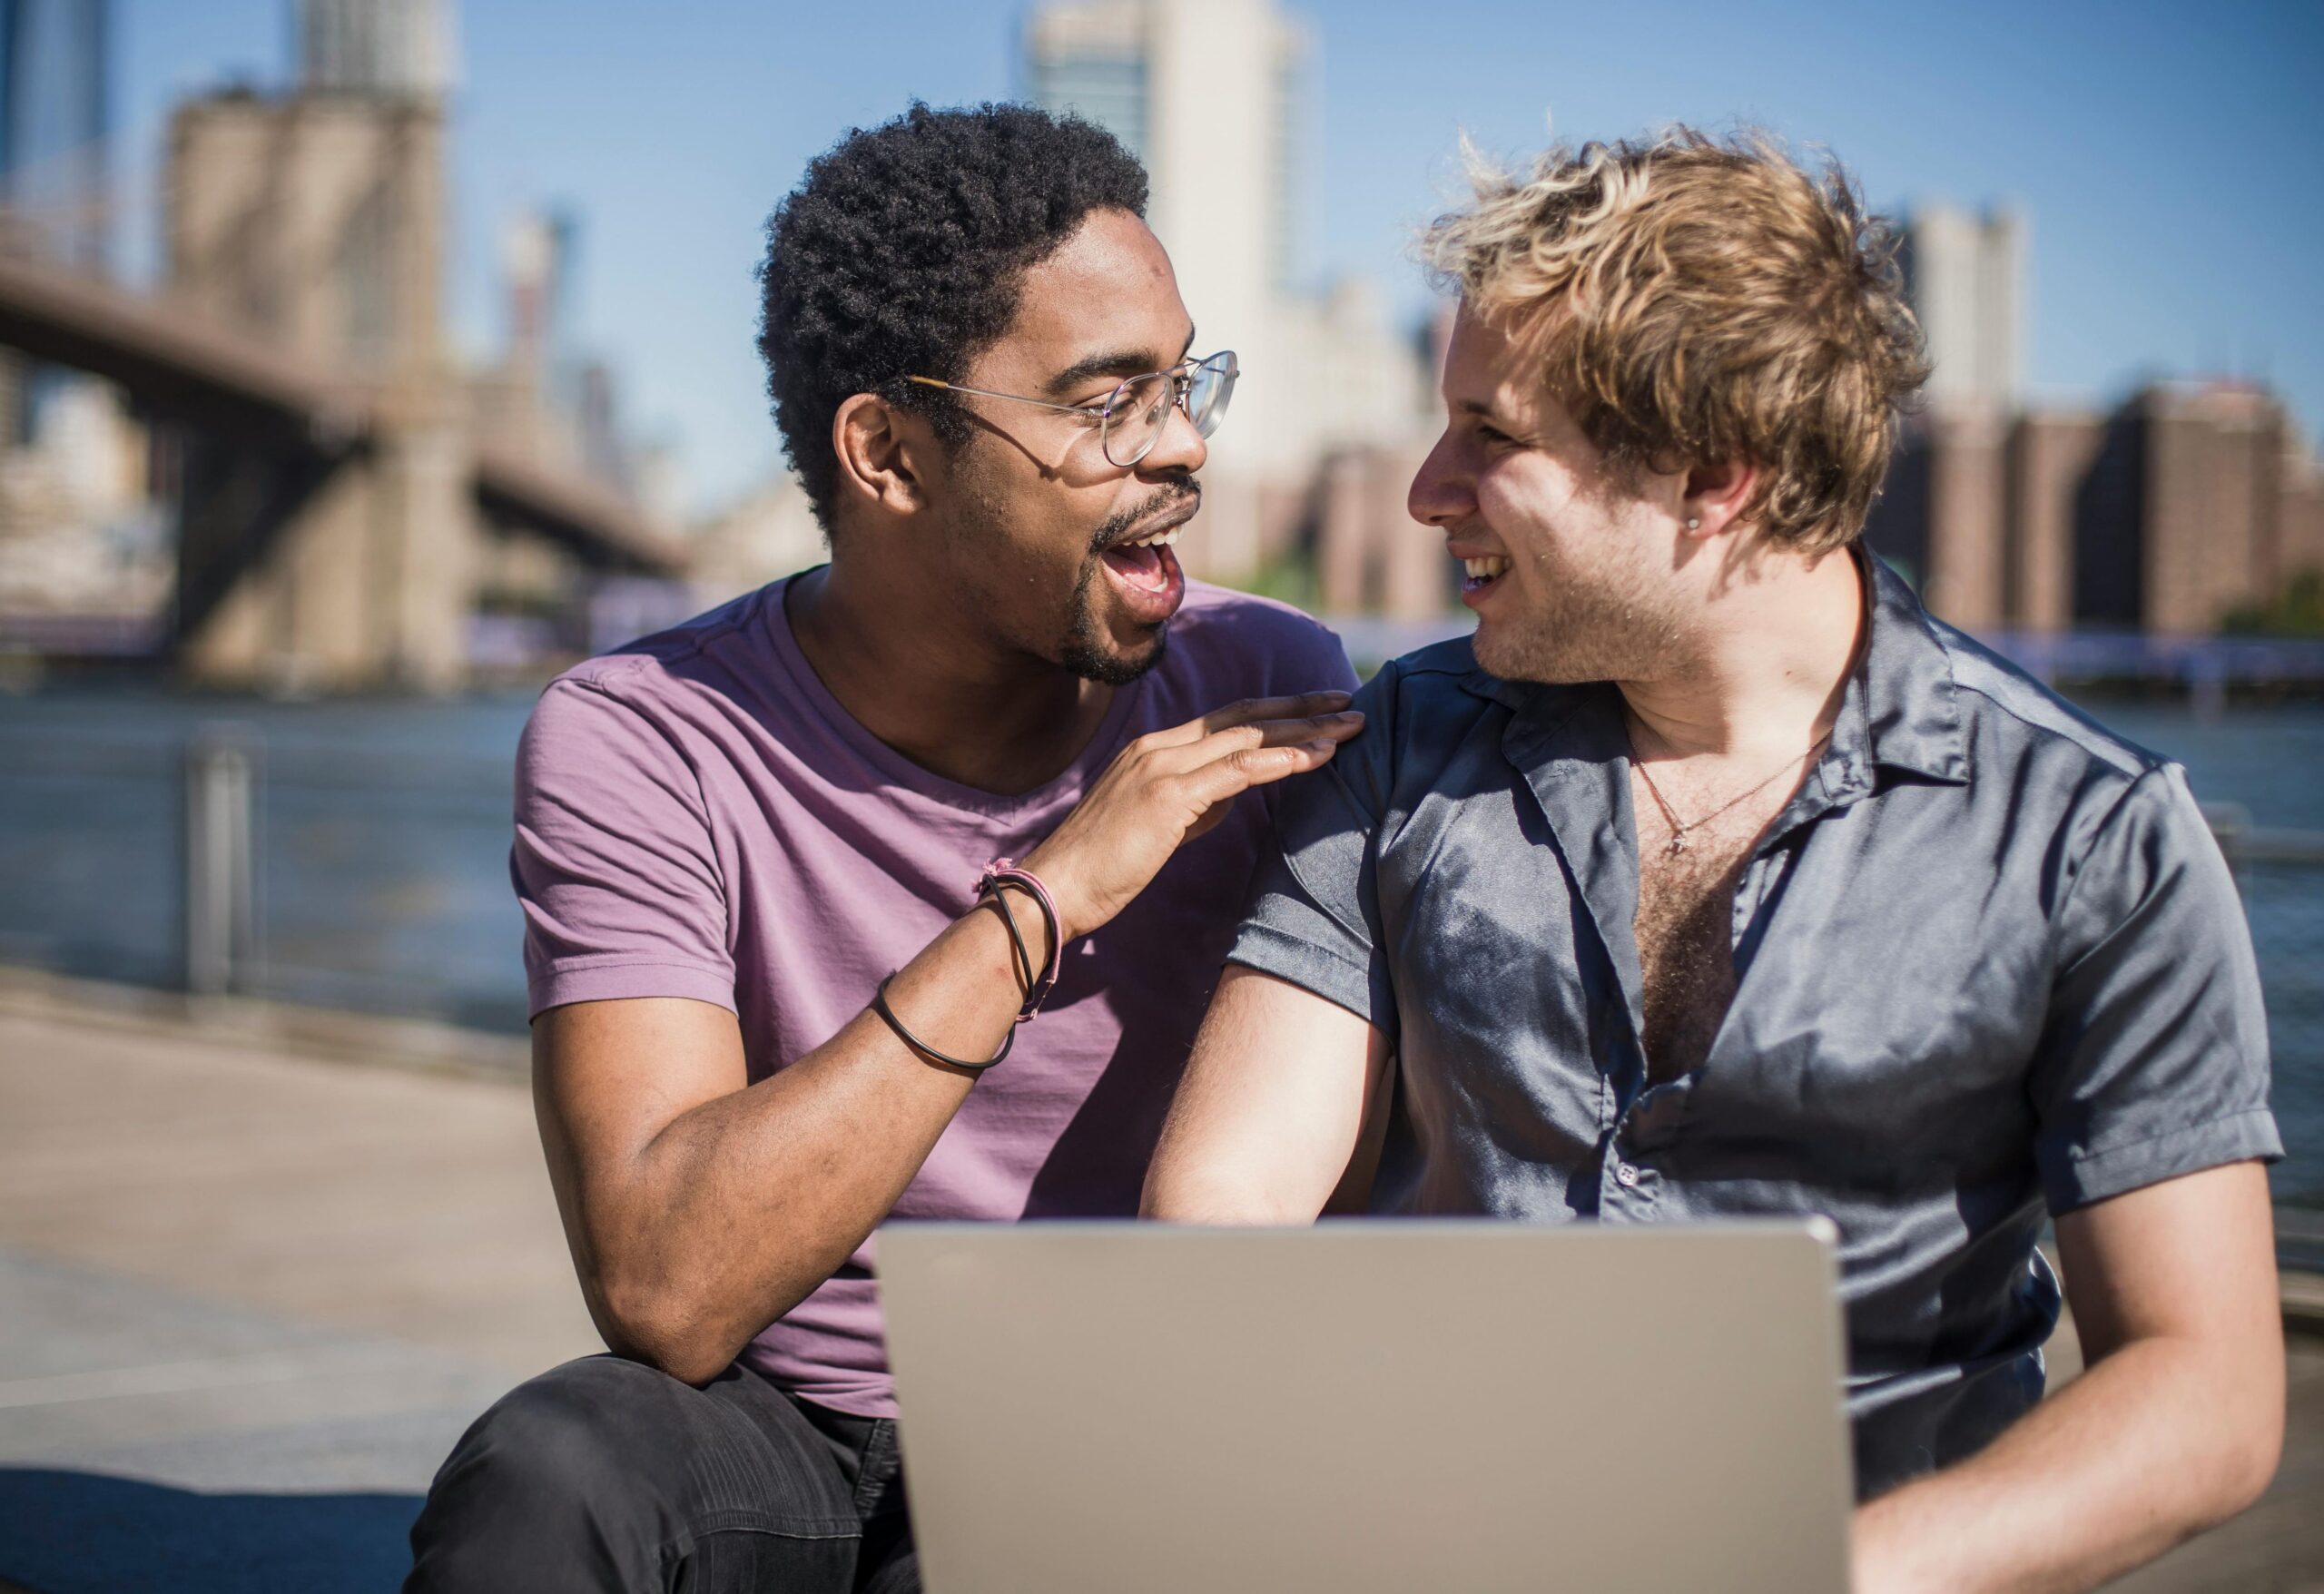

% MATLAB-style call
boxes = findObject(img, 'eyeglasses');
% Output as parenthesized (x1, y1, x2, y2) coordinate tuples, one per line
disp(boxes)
(905, 350, 1238, 469)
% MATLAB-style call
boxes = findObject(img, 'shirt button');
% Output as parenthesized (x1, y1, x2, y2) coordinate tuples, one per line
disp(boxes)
(1614, 1161, 1640, 1188)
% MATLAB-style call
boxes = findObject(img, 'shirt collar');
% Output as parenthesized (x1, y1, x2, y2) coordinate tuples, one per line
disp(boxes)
(1459, 543, 1970, 796)
(1846, 546, 1969, 791)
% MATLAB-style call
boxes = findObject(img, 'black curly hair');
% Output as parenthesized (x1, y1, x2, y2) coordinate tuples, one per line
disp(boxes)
(757, 102, 1150, 532)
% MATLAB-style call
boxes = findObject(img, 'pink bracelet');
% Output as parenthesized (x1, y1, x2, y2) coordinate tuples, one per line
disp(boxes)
(974, 858, 1064, 1020)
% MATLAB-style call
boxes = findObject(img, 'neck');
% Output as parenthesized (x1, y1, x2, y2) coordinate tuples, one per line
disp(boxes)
(1619, 544, 1865, 762)
(786, 557, 1116, 795)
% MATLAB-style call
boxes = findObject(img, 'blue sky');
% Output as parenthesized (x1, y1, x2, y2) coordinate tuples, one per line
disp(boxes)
(117, 0, 2324, 515)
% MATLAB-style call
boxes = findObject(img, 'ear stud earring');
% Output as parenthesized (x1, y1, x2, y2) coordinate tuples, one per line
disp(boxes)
(1685, 516, 1701, 530)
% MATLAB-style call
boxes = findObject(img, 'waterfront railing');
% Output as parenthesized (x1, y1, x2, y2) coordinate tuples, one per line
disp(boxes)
(4, 717, 2319, 1235)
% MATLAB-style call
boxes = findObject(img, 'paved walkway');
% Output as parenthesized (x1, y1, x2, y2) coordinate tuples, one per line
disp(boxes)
(0, 979, 596, 1592)
(0, 976, 2317, 1590)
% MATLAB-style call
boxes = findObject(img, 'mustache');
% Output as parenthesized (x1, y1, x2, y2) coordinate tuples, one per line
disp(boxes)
(1088, 481, 1201, 554)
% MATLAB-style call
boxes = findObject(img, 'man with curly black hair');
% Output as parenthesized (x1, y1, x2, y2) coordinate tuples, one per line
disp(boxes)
(405, 103, 1360, 1593)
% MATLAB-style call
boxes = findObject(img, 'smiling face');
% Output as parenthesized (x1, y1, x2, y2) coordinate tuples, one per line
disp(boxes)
(1408, 306, 1697, 685)
(921, 208, 1208, 685)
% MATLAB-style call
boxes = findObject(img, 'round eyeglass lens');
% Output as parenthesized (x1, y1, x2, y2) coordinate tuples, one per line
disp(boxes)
(1102, 369, 1177, 467)
(1187, 352, 1236, 438)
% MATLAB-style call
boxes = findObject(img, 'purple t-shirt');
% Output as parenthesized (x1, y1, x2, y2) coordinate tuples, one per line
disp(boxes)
(512, 573, 1355, 1416)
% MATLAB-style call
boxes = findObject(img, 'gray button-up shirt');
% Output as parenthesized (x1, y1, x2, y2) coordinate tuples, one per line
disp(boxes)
(1229, 553, 2280, 1498)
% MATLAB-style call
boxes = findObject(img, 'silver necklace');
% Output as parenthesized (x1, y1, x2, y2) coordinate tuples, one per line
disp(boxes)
(1628, 725, 1832, 857)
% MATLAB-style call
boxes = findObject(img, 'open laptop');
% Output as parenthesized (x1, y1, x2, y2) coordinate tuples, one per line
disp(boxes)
(878, 1220, 1853, 1594)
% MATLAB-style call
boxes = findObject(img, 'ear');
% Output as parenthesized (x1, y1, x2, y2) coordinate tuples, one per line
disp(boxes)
(830, 393, 933, 519)
(1679, 457, 1759, 541)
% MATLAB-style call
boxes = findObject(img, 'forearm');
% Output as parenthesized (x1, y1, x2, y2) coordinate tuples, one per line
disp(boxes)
(1852, 1334, 2282, 1594)
(572, 898, 1042, 1378)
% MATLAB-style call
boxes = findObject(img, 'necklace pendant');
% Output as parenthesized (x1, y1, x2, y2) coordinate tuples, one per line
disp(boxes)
(1667, 834, 1689, 856)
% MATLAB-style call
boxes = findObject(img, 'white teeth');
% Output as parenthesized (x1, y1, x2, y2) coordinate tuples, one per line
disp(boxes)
(1462, 556, 1511, 580)
(1130, 528, 1181, 548)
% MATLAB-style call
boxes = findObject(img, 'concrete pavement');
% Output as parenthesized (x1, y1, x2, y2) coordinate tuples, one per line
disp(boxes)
(0, 975, 596, 1591)
(0, 971, 2318, 1591)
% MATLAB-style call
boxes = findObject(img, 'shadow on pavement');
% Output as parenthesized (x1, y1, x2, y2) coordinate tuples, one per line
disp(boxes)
(0, 1468, 418, 1594)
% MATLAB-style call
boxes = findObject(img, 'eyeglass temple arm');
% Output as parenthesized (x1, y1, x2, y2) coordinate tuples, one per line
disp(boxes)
(901, 375, 1087, 417)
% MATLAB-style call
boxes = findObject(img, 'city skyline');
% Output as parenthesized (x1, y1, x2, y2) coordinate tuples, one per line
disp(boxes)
(99, 0, 2324, 517)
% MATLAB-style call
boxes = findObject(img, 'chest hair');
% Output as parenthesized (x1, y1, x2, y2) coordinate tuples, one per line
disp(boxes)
(1629, 769, 1800, 1085)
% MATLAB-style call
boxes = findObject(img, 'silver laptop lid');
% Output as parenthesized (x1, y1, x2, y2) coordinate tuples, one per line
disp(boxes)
(879, 1219, 1852, 1594)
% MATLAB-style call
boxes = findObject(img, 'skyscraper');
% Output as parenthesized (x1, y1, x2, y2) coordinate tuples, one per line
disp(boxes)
(299, 0, 457, 100)
(1898, 202, 2025, 411)
(1026, 5, 1149, 161)
(0, 0, 109, 271)
(1024, 0, 1423, 582)
(0, 0, 111, 456)
(1026, 0, 1307, 297)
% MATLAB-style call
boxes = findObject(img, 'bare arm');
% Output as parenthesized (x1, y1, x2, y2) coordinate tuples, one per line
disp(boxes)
(1850, 1159, 2283, 1594)
(1143, 964, 1390, 1224)
(536, 905, 1028, 1383)
(538, 693, 1364, 1383)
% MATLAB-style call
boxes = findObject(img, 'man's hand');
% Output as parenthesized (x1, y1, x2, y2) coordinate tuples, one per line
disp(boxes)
(1027, 693, 1363, 943)
(1849, 1160, 2282, 1594)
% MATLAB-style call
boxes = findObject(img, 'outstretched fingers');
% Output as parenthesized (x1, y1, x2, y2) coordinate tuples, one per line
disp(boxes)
(1145, 691, 1356, 750)
(1198, 691, 1355, 738)
(1182, 718, 1356, 805)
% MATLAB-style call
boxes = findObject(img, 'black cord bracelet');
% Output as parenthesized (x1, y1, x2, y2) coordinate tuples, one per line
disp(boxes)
(871, 972, 1014, 1073)
(981, 890, 1037, 1007)
(977, 876, 1062, 1019)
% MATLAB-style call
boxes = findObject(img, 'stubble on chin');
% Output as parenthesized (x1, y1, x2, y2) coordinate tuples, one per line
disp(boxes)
(1056, 487, 1194, 686)
(1472, 573, 1687, 686)
(1059, 551, 1169, 686)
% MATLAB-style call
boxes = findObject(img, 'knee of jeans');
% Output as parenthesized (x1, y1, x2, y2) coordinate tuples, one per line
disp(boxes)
(428, 1356, 680, 1530)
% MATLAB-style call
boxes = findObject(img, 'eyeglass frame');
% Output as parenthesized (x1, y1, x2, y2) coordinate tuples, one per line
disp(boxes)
(902, 349, 1237, 469)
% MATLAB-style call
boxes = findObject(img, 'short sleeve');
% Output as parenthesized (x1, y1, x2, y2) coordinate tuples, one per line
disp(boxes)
(2028, 763, 2281, 1212)
(511, 677, 737, 1018)
(1226, 660, 1400, 1039)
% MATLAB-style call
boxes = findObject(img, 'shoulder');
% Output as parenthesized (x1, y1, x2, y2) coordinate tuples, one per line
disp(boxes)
(1923, 622, 2211, 885)
(1933, 620, 2169, 785)
(1361, 633, 1509, 733)
(1385, 633, 1491, 691)
(1166, 581, 1357, 694)
(521, 586, 780, 782)
(547, 587, 768, 707)
(1298, 633, 1510, 821)
(532, 585, 773, 732)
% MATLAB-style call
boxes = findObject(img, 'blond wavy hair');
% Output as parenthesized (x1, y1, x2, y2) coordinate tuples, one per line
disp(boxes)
(1421, 125, 1927, 554)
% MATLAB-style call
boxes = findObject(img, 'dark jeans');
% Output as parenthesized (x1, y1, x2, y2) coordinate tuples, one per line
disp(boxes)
(405, 1355, 917, 1593)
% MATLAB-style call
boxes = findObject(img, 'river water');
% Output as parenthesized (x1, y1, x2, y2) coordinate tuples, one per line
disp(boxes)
(1, 685, 2319, 1207)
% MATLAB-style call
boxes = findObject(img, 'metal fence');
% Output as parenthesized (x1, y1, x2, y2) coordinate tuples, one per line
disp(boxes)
(3, 716, 2320, 1215)
(2, 721, 526, 1031)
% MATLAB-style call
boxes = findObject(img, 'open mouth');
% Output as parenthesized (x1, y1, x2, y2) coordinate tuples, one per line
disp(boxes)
(1099, 522, 1187, 625)
(1460, 554, 1511, 598)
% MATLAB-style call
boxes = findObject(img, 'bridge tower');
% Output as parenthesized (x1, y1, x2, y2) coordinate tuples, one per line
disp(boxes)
(164, 0, 475, 692)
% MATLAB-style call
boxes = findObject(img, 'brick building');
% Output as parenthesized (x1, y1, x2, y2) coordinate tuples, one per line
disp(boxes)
(1865, 382, 2324, 636)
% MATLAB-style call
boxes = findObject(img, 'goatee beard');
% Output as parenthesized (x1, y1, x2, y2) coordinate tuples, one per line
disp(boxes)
(1057, 484, 1198, 685)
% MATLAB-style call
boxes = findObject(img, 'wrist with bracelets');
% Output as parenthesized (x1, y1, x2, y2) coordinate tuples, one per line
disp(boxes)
(870, 859, 1063, 1073)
